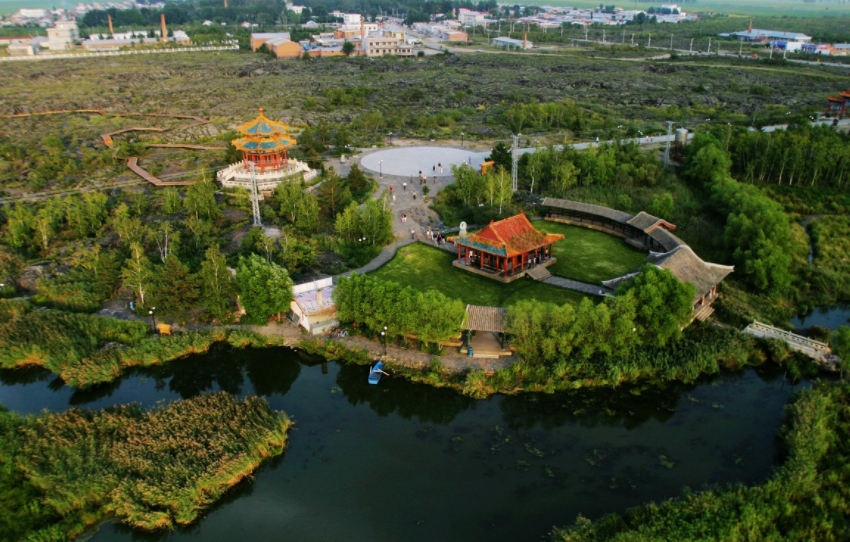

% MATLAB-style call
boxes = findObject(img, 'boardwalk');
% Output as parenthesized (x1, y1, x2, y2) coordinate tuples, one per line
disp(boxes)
(3, 109, 220, 188)
(743, 321, 839, 370)
(127, 157, 194, 187)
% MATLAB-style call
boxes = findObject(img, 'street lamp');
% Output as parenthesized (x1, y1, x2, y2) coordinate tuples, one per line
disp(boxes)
(461, 132, 465, 148)
(381, 326, 388, 355)
(148, 307, 157, 333)
(379, 159, 383, 178)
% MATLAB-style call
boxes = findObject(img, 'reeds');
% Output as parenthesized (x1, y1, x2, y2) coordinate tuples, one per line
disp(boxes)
(552, 380, 850, 541)
(2, 393, 292, 539)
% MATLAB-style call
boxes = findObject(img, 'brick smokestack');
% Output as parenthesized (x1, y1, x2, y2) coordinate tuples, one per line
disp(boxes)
(160, 14, 167, 42)
(107, 14, 114, 36)
(523, 30, 527, 50)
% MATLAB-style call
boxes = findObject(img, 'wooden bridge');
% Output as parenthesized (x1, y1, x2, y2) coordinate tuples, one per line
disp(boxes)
(742, 320, 839, 370)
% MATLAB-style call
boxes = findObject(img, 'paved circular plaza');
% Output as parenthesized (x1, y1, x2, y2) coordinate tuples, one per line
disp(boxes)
(359, 146, 489, 178)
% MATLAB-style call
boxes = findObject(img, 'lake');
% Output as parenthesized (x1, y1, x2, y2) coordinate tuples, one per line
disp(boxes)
(0, 346, 805, 542)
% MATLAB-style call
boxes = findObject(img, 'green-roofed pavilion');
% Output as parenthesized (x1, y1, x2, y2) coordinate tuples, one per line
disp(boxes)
(231, 109, 295, 173)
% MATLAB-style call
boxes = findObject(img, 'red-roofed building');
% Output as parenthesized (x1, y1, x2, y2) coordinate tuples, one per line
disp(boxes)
(825, 90, 850, 117)
(449, 212, 563, 282)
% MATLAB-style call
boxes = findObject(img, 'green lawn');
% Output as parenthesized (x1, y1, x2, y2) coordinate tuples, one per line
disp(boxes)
(536, 221, 649, 285)
(369, 243, 589, 307)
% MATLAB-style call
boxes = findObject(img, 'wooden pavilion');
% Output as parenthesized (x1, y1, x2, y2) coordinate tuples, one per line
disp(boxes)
(449, 212, 564, 282)
(231, 108, 296, 173)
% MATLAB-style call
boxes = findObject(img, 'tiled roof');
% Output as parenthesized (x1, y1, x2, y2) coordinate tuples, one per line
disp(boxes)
(648, 228, 686, 252)
(231, 135, 296, 152)
(465, 305, 506, 332)
(650, 247, 734, 302)
(626, 211, 676, 233)
(236, 108, 290, 136)
(542, 197, 634, 223)
(449, 212, 563, 257)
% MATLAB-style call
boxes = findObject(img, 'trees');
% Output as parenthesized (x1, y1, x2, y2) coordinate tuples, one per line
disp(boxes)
(686, 139, 795, 292)
(647, 193, 674, 220)
(198, 246, 236, 319)
(333, 273, 466, 344)
(235, 254, 293, 323)
(121, 243, 154, 308)
(184, 177, 220, 221)
(487, 142, 512, 173)
(616, 265, 695, 347)
(273, 179, 319, 233)
(346, 164, 372, 202)
(149, 255, 200, 322)
(342, 40, 355, 56)
(316, 169, 353, 222)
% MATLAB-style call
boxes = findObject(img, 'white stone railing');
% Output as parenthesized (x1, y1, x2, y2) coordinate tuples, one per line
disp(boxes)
(217, 159, 317, 186)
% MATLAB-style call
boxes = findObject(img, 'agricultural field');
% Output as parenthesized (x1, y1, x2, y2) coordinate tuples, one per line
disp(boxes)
(369, 243, 589, 306)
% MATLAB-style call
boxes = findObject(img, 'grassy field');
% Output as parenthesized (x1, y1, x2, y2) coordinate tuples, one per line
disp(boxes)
(536, 221, 648, 285)
(369, 243, 589, 307)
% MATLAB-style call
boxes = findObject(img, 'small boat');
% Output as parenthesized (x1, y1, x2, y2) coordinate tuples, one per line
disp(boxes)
(368, 361, 385, 385)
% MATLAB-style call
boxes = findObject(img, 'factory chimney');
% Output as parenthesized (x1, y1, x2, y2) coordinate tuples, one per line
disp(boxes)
(160, 14, 168, 42)
(523, 30, 527, 50)
(747, 20, 752, 33)
(107, 14, 114, 36)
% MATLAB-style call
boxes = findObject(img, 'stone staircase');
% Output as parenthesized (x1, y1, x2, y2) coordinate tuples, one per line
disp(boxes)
(693, 303, 715, 322)
(526, 266, 552, 281)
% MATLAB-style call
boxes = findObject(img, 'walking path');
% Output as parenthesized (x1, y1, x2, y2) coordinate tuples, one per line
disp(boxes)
(3, 109, 219, 188)
(542, 276, 612, 297)
(252, 320, 515, 374)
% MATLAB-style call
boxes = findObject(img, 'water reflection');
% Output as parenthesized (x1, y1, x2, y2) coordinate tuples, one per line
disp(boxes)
(793, 304, 850, 331)
(335, 363, 475, 424)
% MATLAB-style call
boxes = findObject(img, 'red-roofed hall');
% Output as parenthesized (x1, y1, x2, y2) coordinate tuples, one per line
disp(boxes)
(448, 212, 564, 282)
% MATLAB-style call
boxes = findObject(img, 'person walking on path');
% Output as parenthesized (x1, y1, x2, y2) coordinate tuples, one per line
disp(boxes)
(392, 193, 396, 202)
(403, 181, 407, 191)
(433, 165, 436, 173)
(412, 191, 417, 200)
(433, 176, 437, 184)
(410, 228, 416, 239)
(438, 163, 442, 173)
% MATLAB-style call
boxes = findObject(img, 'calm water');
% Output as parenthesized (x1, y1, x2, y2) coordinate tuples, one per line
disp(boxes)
(792, 305, 850, 330)
(0, 347, 804, 542)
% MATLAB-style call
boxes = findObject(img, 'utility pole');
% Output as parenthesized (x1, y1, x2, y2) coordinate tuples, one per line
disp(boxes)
(622, 27, 625, 43)
(511, 134, 520, 192)
(670, 34, 673, 50)
(739, 40, 743, 56)
(707, 37, 711, 54)
(602, 29, 605, 43)
(585, 25, 588, 41)
(663, 121, 672, 168)
(689, 38, 693, 53)
(648, 33, 651, 48)
(631, 33, 634, 45)
(248, 162, 262, 227)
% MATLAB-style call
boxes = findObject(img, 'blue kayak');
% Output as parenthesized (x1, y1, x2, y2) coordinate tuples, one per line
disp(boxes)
(368, 361, 384, 385)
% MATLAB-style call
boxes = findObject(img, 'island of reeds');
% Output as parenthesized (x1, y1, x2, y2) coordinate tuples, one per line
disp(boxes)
(0, 393, 292, 541)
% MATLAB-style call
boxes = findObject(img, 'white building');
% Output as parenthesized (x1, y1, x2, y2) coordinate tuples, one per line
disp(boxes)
(18, 8, 46, 18)
(290, 278, 338, 334)
(458, 8, 489, 26)
(46, 20, 79, 51)
(492, 36, 532, 50)
(343, 13, 362, 26)
(364, 32, 413, 57)
(290, 5, 305, 14)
